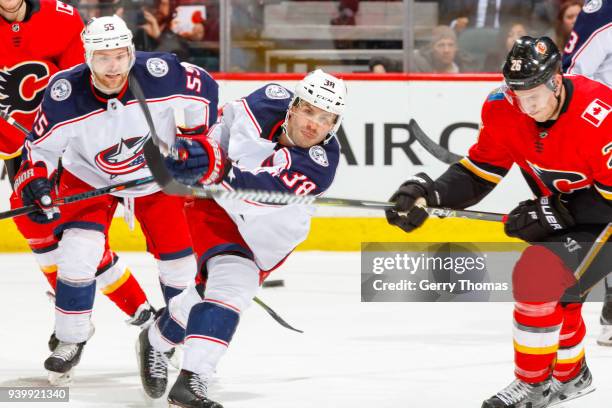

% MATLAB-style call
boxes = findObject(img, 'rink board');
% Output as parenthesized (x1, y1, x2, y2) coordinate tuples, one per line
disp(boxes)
(0, 74, 526, 251)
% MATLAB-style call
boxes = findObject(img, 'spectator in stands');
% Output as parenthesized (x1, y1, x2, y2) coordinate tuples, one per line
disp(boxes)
(482, 21, 529, 71)
(545, 0, 582, 50)
(330, 0, 358, 25)
(368, 56, 400, 73)
(414, 25, 478, 73)
(126, 0, 190, 59)
(439, 0, 535, 33)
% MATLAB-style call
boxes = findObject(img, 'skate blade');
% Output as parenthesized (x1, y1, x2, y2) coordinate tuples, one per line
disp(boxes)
(47, 369, 74, 386)
(596, 328, 612, 346)
(549, 385, 596, 407)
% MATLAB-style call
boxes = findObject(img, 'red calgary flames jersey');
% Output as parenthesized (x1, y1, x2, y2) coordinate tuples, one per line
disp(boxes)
(462, 75, 612, 203)
(0, 0, 84, 159)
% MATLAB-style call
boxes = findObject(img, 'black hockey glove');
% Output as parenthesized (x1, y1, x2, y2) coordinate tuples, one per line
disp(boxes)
(385, 172, 437, 233)
(14, 161, 60, 224)
(504, 195, 575, 242)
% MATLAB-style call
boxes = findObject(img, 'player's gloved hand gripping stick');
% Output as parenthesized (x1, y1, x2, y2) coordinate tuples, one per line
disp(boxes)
(0, 113, 156, 221)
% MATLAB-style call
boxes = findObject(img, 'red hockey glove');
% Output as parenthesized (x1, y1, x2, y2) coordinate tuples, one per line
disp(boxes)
(14, 161, 60, 224)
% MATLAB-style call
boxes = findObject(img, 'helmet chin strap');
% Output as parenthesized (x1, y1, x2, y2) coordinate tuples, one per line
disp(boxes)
(280, 112, 297, 147)
(543, 77, 563, 121)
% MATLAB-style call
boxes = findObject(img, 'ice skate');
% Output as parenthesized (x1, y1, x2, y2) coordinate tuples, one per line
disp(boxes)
(168, 369, 223, 408)
(597, 301, 612, 346)
(549, 361, 595, 406)
(48, 331, 59, 352)
(44, 341, 86, 386)
(136, 328, 169, 398)
(481, 378, 551, 408)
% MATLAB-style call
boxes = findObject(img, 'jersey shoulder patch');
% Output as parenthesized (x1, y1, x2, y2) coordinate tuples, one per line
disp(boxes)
(581, 98, 611, 127)
(286, 137, 340, 192)
(264, 84, 292, 100)
(308, 145, 329, 167)
(244, 84, 293, 140)
(583, 0, 603, 13)
(486, 87, 506, 102)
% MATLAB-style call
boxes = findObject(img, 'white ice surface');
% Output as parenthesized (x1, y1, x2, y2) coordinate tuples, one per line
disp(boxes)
(0, 252, 610, 408)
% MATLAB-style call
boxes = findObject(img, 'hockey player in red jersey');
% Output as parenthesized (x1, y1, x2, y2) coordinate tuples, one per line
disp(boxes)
(386, 36, 611, 407)
(0, 0, 156, 358)
(14, 14, 218, 383)
(561, 0, 612, 346)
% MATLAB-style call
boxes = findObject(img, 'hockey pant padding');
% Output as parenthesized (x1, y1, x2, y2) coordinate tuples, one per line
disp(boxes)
(158, 255, 197, 304)
(182, 255, 260, 376)
(512, 245, 576, 303)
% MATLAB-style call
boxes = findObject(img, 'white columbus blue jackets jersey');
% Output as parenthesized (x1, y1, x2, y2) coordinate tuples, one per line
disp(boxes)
(562, 0, 612, 86)
(210, 83, 340, 270)
(22, 51, 218, 197)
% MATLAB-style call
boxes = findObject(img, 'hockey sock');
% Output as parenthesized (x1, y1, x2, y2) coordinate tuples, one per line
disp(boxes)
(553, 303, 586, 382)
(181, 300, 240, 376)
(40, 264, 58, 289)
(96, 257, 147, 317)
(55, 278, 96, 343)
(513, 301, 563, 383)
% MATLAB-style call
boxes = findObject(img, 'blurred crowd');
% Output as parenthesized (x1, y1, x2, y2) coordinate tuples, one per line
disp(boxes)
(66, 0, 587, 73)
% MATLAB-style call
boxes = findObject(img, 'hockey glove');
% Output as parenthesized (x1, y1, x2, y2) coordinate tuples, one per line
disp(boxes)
(504, 195, 575, 242)
(165, 130, 227, 186)
(385, 172, 437, 233)
(13, 161, 60, 224)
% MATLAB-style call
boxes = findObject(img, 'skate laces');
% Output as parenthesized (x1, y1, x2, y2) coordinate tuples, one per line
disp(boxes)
(147, 347, 168, 379)
(188, 373, 209, 399)
(497, 379, 541, 405)
(53, 342, 79, 362)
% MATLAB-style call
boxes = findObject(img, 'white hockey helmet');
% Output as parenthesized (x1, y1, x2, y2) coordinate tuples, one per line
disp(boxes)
(291, 69, 347, 133)
(82, 15, 135, 72)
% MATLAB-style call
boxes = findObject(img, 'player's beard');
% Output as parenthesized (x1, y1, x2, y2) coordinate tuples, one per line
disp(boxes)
(92, 71, 128, 95)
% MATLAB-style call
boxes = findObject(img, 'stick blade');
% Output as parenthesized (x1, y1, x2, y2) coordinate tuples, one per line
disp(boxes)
(408, 119, 463, 164)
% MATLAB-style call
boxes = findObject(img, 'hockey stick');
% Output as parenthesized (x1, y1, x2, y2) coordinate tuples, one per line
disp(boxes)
(128, 76, 504, 220)
(408, 119, 462, 164)
(253, 296, 303, 333)
(0, 176, 155, 220)
(262, 279, 284, 288)
(0, 110, 30, 135)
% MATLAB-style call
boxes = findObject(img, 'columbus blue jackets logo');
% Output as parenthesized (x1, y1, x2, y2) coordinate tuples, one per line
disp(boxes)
(583, 0, 602, 13)
(527, 161, 588, 194)
(95, 136, 148, 177)
(50, 79, 72, 101)
(265, 84, 291, 100)
(309, 145, 329, 167)
(0, 61, 50, 115)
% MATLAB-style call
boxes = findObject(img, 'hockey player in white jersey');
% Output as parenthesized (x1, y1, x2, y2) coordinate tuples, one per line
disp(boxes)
(562, 0, 612, 346)
(563, 0, 612, 86)
(13, 15, 218, 383)
(135, 70, 346, 407)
